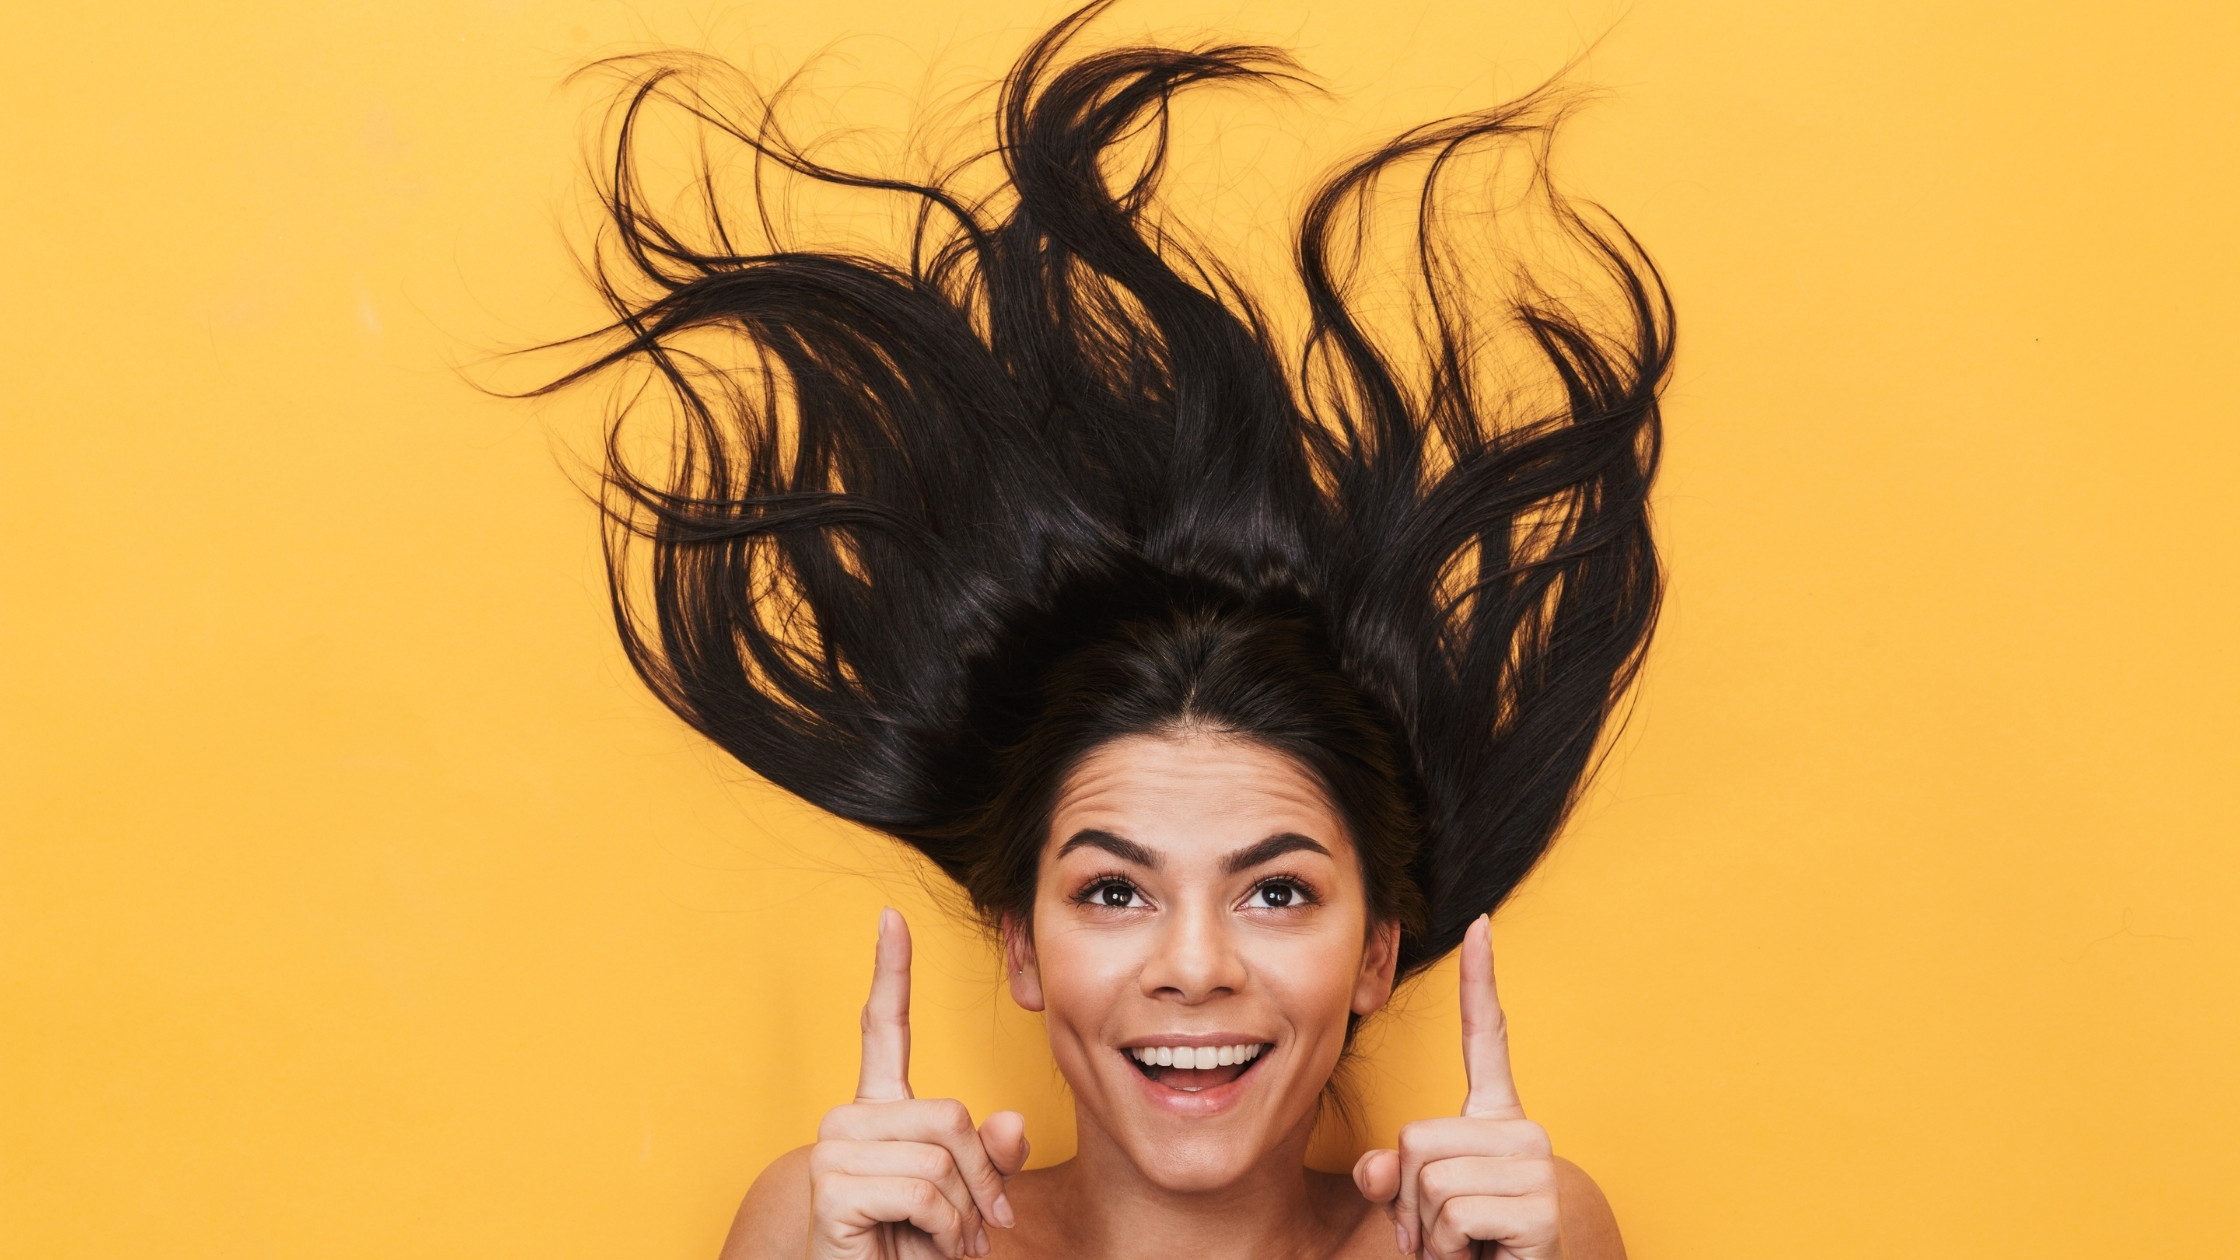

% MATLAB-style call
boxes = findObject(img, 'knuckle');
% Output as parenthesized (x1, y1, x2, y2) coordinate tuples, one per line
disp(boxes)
(904, 1144, 947, 1180)
(1463, 1009, 1507, 1038)
(936, 1098, 973, 1131)
(969, 1149, 1002, 1186)
(1396, 1119, 1431, 1154)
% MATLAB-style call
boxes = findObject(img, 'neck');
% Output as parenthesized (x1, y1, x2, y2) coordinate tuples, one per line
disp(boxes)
(1032, 1102, 1346, 1260)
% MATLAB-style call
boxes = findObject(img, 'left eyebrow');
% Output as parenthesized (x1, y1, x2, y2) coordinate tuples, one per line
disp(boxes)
(1221, 832, 1332, 874)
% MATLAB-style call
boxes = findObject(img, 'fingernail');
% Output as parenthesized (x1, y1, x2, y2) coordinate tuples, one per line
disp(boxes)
(1394, 1222, 1409, 1254)
(976, 1226, 990, 1255)
(992, 1192, 1016, 1229)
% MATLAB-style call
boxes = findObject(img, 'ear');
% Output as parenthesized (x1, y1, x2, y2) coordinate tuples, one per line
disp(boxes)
(1002, 913, 1045, 1012)
(1350, 918, 1401, 1017)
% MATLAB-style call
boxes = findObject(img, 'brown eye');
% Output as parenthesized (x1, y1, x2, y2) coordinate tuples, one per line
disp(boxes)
(1253, 881, 1295, 908)
(1087, 880, 1142, 908)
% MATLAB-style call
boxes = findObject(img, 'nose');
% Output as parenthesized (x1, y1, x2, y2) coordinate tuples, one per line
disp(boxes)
(1137, 894, 1247, 1003)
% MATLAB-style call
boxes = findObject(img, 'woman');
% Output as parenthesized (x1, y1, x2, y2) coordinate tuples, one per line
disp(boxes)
(542, 4, 1669, 1256)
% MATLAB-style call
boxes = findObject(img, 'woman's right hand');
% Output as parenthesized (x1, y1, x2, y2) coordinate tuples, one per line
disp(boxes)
(806, 909, 1029, 1260)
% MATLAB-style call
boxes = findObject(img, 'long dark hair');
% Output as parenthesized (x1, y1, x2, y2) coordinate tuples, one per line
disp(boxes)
(535, 3, 1671, 982)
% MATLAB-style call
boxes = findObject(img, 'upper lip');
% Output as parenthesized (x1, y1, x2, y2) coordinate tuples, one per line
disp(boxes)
(1117, 1034, 1272, 1049)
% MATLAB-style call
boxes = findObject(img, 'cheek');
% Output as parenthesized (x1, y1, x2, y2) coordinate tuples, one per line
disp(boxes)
(1249, 926, 1370, 1033)
(1029, 905, 1141, 1028)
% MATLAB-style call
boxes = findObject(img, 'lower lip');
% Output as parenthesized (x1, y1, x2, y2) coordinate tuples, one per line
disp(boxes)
(1124, 1052, 1269, 1117)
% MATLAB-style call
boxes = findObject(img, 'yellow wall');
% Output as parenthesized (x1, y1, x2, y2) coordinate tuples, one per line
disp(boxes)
(4, 1, 2234, 1255)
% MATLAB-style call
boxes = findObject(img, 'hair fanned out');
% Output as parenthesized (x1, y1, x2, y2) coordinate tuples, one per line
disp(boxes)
(536, 2, 1672, 980)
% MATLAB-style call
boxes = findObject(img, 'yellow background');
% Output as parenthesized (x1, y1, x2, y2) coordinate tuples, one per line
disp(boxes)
(4, 1, 2235, 1255)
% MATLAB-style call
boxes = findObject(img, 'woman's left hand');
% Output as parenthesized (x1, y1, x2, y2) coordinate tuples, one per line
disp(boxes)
(1352, 915, 1564, 1260)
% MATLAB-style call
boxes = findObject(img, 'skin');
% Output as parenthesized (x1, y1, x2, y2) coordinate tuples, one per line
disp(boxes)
(723, 732, 1625, 1260)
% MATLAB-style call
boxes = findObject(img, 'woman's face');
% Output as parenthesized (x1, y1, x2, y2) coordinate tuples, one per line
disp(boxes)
(1009, 731, 1399, 1191)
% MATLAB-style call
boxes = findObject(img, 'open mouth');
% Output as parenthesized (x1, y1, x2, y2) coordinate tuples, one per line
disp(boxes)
(1124, 1043, 1271, 1093)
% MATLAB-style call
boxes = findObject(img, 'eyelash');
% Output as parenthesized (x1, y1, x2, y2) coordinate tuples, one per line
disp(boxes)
(1067, 873, 1321, 911)
(1243, 875, 1320, 910)
(1071, 873, 1147, 910)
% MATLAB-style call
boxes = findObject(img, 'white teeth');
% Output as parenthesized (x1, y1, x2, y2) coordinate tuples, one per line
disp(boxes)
(1129, 1043, 1266, 1069)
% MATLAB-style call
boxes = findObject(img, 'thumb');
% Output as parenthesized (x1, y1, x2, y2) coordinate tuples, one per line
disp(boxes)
(1351, 1147, 1399, 1205)
(978, 1109, 1030, 1179)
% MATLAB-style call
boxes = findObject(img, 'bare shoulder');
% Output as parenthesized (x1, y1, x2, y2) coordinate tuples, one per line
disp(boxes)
(718, 1144, 812, 1260)
(715, 1147, 1619, 1260)
(1555, 1156, 1627, 1260)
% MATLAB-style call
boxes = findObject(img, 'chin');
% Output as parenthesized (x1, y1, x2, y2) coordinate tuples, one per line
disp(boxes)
(1134, 1141, 1266, 1193)
(1108, 1110, 1274, 1193)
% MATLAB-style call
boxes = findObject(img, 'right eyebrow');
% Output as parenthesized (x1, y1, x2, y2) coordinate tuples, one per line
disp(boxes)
(1055, 828, 1160, 868)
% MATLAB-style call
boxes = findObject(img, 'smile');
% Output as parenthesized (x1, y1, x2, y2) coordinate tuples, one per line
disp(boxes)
(1122, 1042, 1271, 1093)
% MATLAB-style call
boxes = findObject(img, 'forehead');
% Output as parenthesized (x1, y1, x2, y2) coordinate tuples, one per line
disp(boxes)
(1047, 732, 1350, 859)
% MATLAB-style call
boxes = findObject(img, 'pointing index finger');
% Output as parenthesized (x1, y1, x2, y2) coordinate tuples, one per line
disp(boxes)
(855, 907, 914, 1103)
(1458, 914, 1524, 1120)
